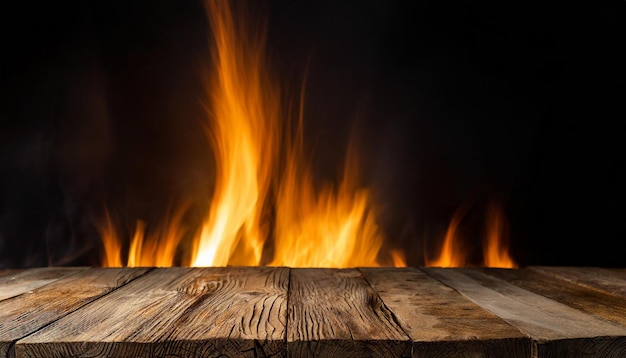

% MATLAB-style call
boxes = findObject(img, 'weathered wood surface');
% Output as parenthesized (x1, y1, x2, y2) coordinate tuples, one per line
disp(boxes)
(1, 266, 626, 357)
(0, 268, 149, 357)
(0, 269, 22, 280)
(484, 267, 626, 329)
(17, 267, 289, 358)
(288, 268, 410, 357)
(360, 267, 530, 357)
(0, 267, 86, 301)
(425, 268, 626, 357)
(530, 266, 626, 298)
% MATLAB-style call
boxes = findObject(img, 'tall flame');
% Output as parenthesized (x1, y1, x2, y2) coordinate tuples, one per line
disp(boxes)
(191, 0, 278, 267)
(189, 0, 385, 267)
(95, 0, 520, 269)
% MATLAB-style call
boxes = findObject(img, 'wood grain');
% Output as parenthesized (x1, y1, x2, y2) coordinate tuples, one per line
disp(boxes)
(360, 267, 530, 358)
(2, 266, 626, 357)
(288, 268, 410, 357)
(0, 267, 86, 301)
(16, 267, 289, 358)
(425, 268, 626, 357)
(530, 266, 626, 298)
(483, 267, 626, 330)
(0, 267, 148, 357)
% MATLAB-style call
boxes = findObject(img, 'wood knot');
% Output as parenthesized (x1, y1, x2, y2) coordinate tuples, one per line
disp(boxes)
(178, 278, 221, 295)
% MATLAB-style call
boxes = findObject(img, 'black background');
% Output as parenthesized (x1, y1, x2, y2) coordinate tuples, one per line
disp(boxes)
(1, 0, 624, 268)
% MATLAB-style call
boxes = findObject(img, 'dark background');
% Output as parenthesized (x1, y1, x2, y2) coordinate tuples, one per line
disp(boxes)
(1, 0, 624, 268)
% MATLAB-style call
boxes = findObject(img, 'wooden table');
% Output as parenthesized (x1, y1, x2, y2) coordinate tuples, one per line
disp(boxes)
(1, 267, 625, 357)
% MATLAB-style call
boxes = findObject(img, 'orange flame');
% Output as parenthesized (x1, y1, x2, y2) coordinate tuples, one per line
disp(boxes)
(98, 0, 394, 268)
(425, 202, 516, 268)
(191, 0, 278, 267)
(98, 204, 188, 267)
(191, 0, 385, 267)
(271, 120, 384, 267)
(425, 208, 467, 267)
(483, 201, 516, 268)
(390, 249, 407, 267)
(96, 208, 123, 268)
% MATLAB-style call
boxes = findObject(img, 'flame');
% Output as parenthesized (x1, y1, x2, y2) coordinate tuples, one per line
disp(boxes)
(390, 249, 407, 267)
(96, 208, 123, 268)
(191, 0, 278, 267)
(271, 120, 384, 267)
(425, 208, 467, 267)
(425, 202, 516, 268)
(127, 204, 188, 267)
(98, 204, 188, 267)
(483, 201, 517, 268)
(96, 0, 399, 268)
(190, 0, 384, 268)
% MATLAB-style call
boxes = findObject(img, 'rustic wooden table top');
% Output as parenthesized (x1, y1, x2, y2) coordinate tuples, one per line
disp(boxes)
(1, 266, 625, 357)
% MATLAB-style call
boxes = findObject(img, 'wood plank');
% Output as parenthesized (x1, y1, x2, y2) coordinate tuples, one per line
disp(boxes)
(288, 268, 410, 357)
(424, 268, 626, 357)
(0, 269, 23, 280)
(0, 267, 87, 301)
(360, 267, 530, 357)
(530, 266, 626, 298)
(0, 268, 149, 357)
(482, 267, 626, 330)
(16, 267, 289, 358)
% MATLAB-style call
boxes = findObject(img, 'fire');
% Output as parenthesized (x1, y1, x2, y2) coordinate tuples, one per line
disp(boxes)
(390, 249, 407, 268)
(99, 0, 391, 268)
(191, 0, 278, 267)
(425, 208, 467, 267)
(95, 0, 519, 270)
(191, 0, 384, 268)
(96, 208, 122, 268)
(97, 204, 188, 267)
(425, 201, 516, 268)
(271, 121, 384, 267)
(483, 201, 516, 268)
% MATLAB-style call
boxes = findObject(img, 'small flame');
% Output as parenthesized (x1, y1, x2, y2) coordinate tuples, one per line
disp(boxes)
(390, 249, 407, 267)
(98, 204, 188, 267)
(96, 208, 123, 268)
(425, 208, 467, 267)
(425, 201, 516, 268)
(483, 201, 516, 268)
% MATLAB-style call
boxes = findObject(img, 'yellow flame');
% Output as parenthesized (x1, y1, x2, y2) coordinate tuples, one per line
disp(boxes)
(271, 131, 383, 267)
(191, 0, 278, 266)
(97, 0, 401, 269)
